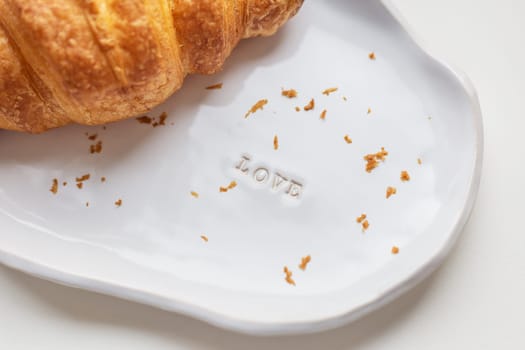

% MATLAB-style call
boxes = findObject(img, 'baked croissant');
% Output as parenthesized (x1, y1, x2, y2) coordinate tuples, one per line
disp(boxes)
(0, 0, 303, 133)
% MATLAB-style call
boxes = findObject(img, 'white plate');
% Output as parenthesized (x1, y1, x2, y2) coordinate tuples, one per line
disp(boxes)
(0, 0, 482, 335)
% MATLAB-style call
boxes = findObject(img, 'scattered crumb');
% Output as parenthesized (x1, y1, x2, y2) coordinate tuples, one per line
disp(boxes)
(205, 83, 223, 90)
(298, 255, 311, 271)
(137, 116, 152, 124)
(417, 158, 422, 165)
(90, 141, 102, 154)
(344, 135, 353, 144)
(364, 147, 389, 172)
(273, 135, 279, 150)
(101, 177, 106, 183)
(303, 99, 315, 111)
(157, 112, 168, 126)
(102, 126, 107, 130)
(386, 186, 397, 199)
(391, 246, 400, 254)
(367, 107, 372, 115)
(283, 266, 296, 286)
(76, 183, 83, 189)
(200, 235, 209, 242)
(76, 174, 90, 182)
(343, 96, 348, 101)
(114, 199, 122, 207)
(62, 182, 67, 187)
(282, 89, 298, 98)
(245, 99, 268, 118)
(362, 220, 370, 232)
(322, 87, 338, 96)
(400, 170, 411, 182)
(190, 191, 199, 198)
(357, 214, 367, 224)
(50, 179, 58, 194)
(170, 122, 175, 126)
(320, 109, 327, 120)
(369, 52, 376, 60)
(427, 116, 432, 120)
(295, 106, 301, 112)
(219, 181, 237, 193)
(85, 202, 89, 207)
(88, 134, 98, 141)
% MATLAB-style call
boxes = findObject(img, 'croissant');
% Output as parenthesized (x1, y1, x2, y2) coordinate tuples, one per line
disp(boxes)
(0, 0, 303, 133)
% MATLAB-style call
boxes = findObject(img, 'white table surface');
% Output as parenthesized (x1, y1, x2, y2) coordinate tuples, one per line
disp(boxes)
(1, 0, 524, 348)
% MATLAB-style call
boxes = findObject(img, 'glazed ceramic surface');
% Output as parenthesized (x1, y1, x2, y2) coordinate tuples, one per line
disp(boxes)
(0, 0, 482, 335)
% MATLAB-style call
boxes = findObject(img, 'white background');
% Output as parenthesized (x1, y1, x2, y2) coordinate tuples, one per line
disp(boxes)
(1, 0, 524, 348)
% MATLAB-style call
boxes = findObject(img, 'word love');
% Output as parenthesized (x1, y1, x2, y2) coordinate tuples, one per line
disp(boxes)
(235, 155, 304, 198)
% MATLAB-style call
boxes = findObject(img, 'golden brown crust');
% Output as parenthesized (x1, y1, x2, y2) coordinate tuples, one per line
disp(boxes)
(0, 0, 303, 133)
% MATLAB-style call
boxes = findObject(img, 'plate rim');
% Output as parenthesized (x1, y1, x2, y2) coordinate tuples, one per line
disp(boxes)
(0, 0, 484, 335)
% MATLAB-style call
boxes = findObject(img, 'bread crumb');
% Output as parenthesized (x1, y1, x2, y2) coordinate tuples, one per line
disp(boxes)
(391, 246, 400, 254)
(50, 179, 58, 194)
(282, 89, 298, 98)
(367, 107, 372, 115)
(343, 96, 348, 101)
(62, 182, 67, 187)
(205, 83, 223, 90)
(190, 191, 199, 198)
(273, 135, 279, 150)
(298, 255, 311, 271)
(295, 106, 301, 112)
(220, 181, 237, 193)
(101, 177, 106, 183)
(344, 135, 352, 144)
(364, 147, 389, 172)
(362, 220, 370, 232)
(386, 186, 397, 199)
(417, 158, 422, 165)
(201, 235, 209, 242)
(369, 52, 376, 60)
(137, 116, 152, 124)
(356, 214, 367, 224)
(102, 126, 107, 130)
(76, 174, 90, 182)
(427, 116, 432, 120)
(86, 202, 89, 207)
(303, 99, 315, 111)
(154, 112, 168, 127)
(245, 99, 268, 118)
(88, 134, 98, 141)
(90, 141, 102, 154)
(114, 199, 122, 207)
(322, 87, 338, 96)
(76, 183, 83, 189)
(400, 170, 411, 182)
(320, 109, 327, 120)
(284, 266, 296, 286)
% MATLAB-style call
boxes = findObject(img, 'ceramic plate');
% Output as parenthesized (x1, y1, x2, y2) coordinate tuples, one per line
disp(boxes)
(0, 0, 482, 335)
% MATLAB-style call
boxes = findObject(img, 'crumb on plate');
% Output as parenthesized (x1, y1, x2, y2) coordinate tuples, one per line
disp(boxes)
(245, 99, 268, 118)
(367, 107, 372, 115)
(273, 135, 279, 150)
(322, 87, 338, 96)
(391, 246, 400, 254)
(284, 266, 296, 286)
(114, 199, 122, 207)
(364, 147, 388, 172)
(298, 255, 311, 271)
(86, 202, 89, 207)
(343, 96, 348, 101)
(201, 235, 209, 242)
(220, 181, 237, 193)
(295, 106, 301, 112)
(417, 158, 422, 165)
(205, 83, 223, 90)
(320, 109, 327, 120)
(62, 181, 67, 187)
(344, 135, 352, 144)
(50, 179, 58, 194)
(400, 170, 411, 182)
(88, 133, 97, 141)
(356, 214, 367, 224)
(101, 177, 106, 183)
(282, 89, 298, 98)
(90, 141, 102, 154)
(137, 116, 152, 124)
(386, 186, 397, 199)
(369, 52, 376, 60)
(303, 98, 315, 111)
(191, 191, 199, 198)
(362, 220, 370, 232)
